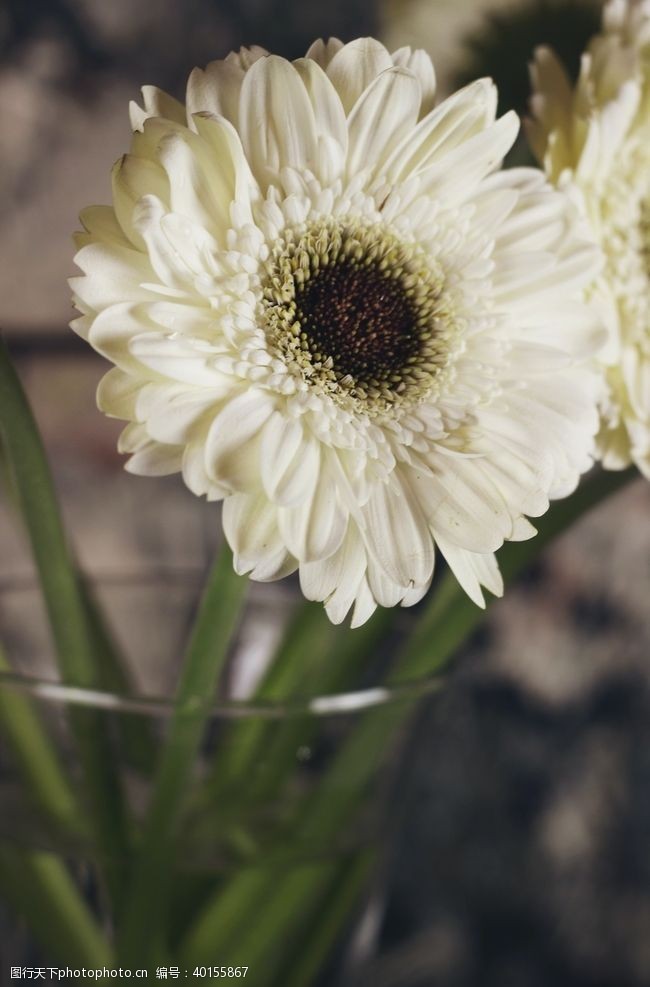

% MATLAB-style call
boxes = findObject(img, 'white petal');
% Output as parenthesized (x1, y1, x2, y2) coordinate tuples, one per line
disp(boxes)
(77, 205, 130, 248)
(346, 67, 422, 179)
(260, 413, 320, 506)
(129, 331, 230, 387)
(125, 441, 184, 476)
(400, 576, 433, 608)
(392, 47, 436, 115)
(511, 517, 537, 542)
(496, 241, 600, 309)
(205, 390, 275, 491)
(350, 577, 378, 628)
(325, 38, 393, 114)
(435, 537, 503, 608)
(239, 55, 318, 186)
(118, 421, 148, 453)
(423, 460, 512, 554)
(300, 523, 366, 624)
(472, 452, 550, 521)
(472, 552, 504, 598)
(129, 85, 186, 131)
(88, 302, 157, 375)
(112, 154, 170, 249)
(417, 111, 519, 202)
(136, 383, 218, 445)
(526, 47, 574, 160)
(223, 491, 296, 581)
(132, 195, 197, 290)
(156, 130, 235, 240)
(293, 57, 348, 181)
(192, 113, 259, 219)
(71, 242, 155, 312)
(96, 368, 140, 419)
(361, 474, 434, 588)
(367, 560, 406, 608)
(278, 458, 347, 563)
(305, 38, 344, 69)
(384, 78, 498, 182)
(185, 47, 268, 128)
(182, 440, 215, 498)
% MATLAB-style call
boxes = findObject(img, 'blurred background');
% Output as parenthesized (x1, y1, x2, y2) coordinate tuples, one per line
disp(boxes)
(2, 1, 650, 985)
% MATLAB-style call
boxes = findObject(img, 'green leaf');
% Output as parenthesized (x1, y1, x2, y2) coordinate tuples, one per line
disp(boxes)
(0, 337, 130, 905)
(0, 846, 113, 966)
(277, 851, 374, 987)
(117, 543, 248, 966)
(202, 601, 336, 795)
(0, 643, 82, 838)
(196, 597, 391, 816)
(80, 579, 158, 774)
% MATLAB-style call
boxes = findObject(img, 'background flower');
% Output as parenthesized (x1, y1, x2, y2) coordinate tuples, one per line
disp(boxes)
(528, 0, 650, 476)
(72, 38, 603, 624)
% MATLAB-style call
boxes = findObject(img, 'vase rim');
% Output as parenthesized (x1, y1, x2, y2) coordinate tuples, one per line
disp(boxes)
(0, 667, 444, 719)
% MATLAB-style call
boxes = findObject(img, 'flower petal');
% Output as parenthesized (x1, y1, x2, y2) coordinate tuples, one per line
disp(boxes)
(392, 47, 436, 116)
(260, 413, 320, 505)
(96, 367, 140, 419)
(239, 55, 319, 186)
(293, 57, 348, 181)
(112, 155, 171, 249)
(361, 474, 434, 588)
(300, 522, 366, 624)
(205, 390, 275, 491)
(223, 491, 297, 581)
(346, 67, 422, 179)
(325, 38, 393, 114)
(278, 457, 347, 563)
(129, 85, 187, 131)
(434, 536, 502, 608)
(305, 38, 344, 69)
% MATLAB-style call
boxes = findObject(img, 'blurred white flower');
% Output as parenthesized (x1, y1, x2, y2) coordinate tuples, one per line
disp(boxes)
(72, 38, 602, 625)
(529, 0, 650, 476)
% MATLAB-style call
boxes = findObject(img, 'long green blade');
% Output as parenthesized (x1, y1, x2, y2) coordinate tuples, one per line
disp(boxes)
(0, 643, 82, 838)
(0, 846, 113, 966)
(0, 337, 129, 904)
(117, 544, 248, 966)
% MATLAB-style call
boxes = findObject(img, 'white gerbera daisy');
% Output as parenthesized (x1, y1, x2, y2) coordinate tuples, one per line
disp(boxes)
(528, 0, 650, 476)
(71, 38, 602, 626)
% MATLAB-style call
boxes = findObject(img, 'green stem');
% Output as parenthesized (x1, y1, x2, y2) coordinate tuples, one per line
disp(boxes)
(203, 602, 336, 796)
(179, 867, 277, 964)
(0, 337, 129, 905)
(0, 644, 82, 838)
(278, 852, 374, 987)
(213, 857, 360, 986)
(117, 544, 248, 966)
(177, 597, 393, 944)
(81, 579, 158, 774)
(179, 859, 336, 978)
(187, 854, 374, 987)
(0, 846, 113, 966)
(197, 598, 391, 814)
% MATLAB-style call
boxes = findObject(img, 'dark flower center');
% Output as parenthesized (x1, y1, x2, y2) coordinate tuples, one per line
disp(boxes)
(262, 220, 455, 415)
(294, 260, 420, 383)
